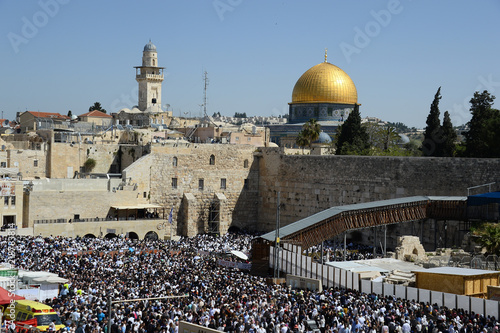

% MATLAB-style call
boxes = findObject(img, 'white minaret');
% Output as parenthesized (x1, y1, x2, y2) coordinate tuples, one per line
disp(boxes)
(134, 40, 165, 111)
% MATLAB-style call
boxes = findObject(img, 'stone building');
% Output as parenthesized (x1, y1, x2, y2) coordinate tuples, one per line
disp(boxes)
(78, 110, 112, 127)
(18, 111, 70, 132)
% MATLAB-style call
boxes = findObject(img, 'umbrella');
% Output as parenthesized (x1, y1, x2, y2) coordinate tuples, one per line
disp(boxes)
(230, 250, 248, 260)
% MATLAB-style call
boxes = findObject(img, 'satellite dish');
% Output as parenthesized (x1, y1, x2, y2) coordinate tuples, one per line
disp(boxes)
(71, 115, 78, 120)
(5, 129, 14, 134)
(2, 120, 9, 127)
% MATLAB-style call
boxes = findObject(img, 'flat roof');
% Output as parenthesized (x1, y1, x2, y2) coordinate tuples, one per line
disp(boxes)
(327, 258, 422, 274)
(260, 196, 467, 242)
(413, 267, 500, 276)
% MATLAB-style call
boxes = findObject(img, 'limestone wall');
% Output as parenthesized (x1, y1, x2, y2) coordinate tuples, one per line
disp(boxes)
(257, 149, 500, 231)
(49, 142, 139, 178)
(25, 179, 138, 227)
(128, 144, 260, 234)
(33, 220, 164, 239)
(7, 148, 47, 179)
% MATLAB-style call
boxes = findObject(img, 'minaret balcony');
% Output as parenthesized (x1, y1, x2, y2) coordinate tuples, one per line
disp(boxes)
(136, 74, 164, 80)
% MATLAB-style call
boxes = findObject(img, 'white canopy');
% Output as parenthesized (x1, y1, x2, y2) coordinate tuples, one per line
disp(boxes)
(230, 250, 248, 261)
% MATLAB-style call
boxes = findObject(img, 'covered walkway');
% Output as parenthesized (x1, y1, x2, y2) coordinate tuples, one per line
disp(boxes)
(252, 196, 468, 274)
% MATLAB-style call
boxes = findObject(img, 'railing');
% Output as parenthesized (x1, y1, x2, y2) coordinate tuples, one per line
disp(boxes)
(34, 217, 162, 224)
(136, 74, 164, 80)
(271, 244, 500, 318)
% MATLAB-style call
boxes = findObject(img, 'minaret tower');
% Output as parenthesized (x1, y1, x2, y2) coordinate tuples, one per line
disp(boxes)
(134, 40, 165, 111)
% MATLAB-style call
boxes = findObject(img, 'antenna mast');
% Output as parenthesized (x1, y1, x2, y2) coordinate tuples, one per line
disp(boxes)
(202, 71, 209, 120)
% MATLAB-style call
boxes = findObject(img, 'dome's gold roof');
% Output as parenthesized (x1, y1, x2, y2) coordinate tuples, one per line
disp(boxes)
(291, 61, 357, 104)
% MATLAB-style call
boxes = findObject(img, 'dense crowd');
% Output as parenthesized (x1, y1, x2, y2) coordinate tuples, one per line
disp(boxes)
(307, 241, 378, 262)
(0, 233, 497, 333)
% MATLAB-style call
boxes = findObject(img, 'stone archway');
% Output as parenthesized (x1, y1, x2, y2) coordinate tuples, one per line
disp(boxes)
(128, 232, 139, 240)
(105, 233, 118, 239)
(83, 233, 96, 239)
(144, 231, 159, 240)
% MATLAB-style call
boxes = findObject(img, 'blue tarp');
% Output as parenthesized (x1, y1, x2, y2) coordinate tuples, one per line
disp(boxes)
(468, 191, 500, 206)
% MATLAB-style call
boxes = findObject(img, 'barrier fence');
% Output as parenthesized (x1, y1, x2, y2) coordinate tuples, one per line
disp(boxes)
(269, 244, 500, 318)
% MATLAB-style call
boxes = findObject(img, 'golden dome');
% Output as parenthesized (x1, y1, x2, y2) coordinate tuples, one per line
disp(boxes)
(291, 61, 357, 104)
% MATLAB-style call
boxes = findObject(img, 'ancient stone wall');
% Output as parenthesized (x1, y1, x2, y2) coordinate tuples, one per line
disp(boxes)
(257, 149, 500, 232)
(138, 144, 260, 235)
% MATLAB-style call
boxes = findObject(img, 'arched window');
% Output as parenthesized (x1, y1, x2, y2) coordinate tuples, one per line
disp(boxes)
(243, 159, 249, 168)
(173, 157, 178, 167)
(153, 59, 156, 66)
(209, 154, 215, 165)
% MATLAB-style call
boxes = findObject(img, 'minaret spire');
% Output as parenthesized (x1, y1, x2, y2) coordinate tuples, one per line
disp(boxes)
(324, 48, 328, 62)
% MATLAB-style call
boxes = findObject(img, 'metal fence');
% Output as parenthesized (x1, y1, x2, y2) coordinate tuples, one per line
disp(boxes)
(270, 244, 500, 318)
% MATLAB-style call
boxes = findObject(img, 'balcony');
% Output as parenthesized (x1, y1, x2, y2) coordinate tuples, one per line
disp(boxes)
(136, 74, 164, 80)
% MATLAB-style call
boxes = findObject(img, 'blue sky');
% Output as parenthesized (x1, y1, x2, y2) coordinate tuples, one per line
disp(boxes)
(1, 0, 499, 128)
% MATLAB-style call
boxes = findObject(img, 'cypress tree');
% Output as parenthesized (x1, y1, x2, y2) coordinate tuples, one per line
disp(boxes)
(422, 87, 442, 156)
(335, 104, 370, 155)
(438, 111, 457, 157)
(464, 91, 496, 157)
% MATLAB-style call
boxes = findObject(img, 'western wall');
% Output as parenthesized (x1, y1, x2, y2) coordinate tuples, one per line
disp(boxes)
(256, 148, 500, 249)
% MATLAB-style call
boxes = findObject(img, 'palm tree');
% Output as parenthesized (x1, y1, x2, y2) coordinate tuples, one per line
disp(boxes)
(473, 223, 500, 255)
(302, 119, 321, 149)
(379, 126, 400, 151)
(296, 132, 309, 154)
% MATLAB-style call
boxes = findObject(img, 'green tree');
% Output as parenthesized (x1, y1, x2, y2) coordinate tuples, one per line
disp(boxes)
(89, 102, 107, 114)
(437, 111, 457, 157)
(84, 158, 97, 172)
(67, 110, 72, 117)
(484, 114, 500, 157)
(335, 105, 370, 155)
(302, 118, 321, 149)
(463, 91, 498, 157)
(365, 123, 400, 151)
(422, 87, 442, 156)
(387, 121, 410, 133)
(378, 126, 400, 151)
(234, 112, 247, 118)
(473, 223, 500, 256)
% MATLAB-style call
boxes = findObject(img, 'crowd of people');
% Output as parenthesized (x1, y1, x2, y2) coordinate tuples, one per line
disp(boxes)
(0, 233, 497, 333)
(306, 241, 378, 262)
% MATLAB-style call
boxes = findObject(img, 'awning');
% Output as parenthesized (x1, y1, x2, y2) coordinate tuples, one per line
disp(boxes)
(468, 191, 500, 206)
(111, 204, 163, 210)
(32, 276, 69, 284)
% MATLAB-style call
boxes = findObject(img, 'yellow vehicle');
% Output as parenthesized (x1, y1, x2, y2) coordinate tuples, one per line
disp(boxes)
(3, 300, 65, 332)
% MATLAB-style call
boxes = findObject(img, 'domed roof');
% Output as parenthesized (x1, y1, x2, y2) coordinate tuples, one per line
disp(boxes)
(144, 40, 157, 52)
(315, 131, 332, 144)
(292, 61, 357, 105)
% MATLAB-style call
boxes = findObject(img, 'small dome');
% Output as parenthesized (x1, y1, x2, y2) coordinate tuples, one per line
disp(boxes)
(144, 40, 157, 52)
(314, 131, 332, 144)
